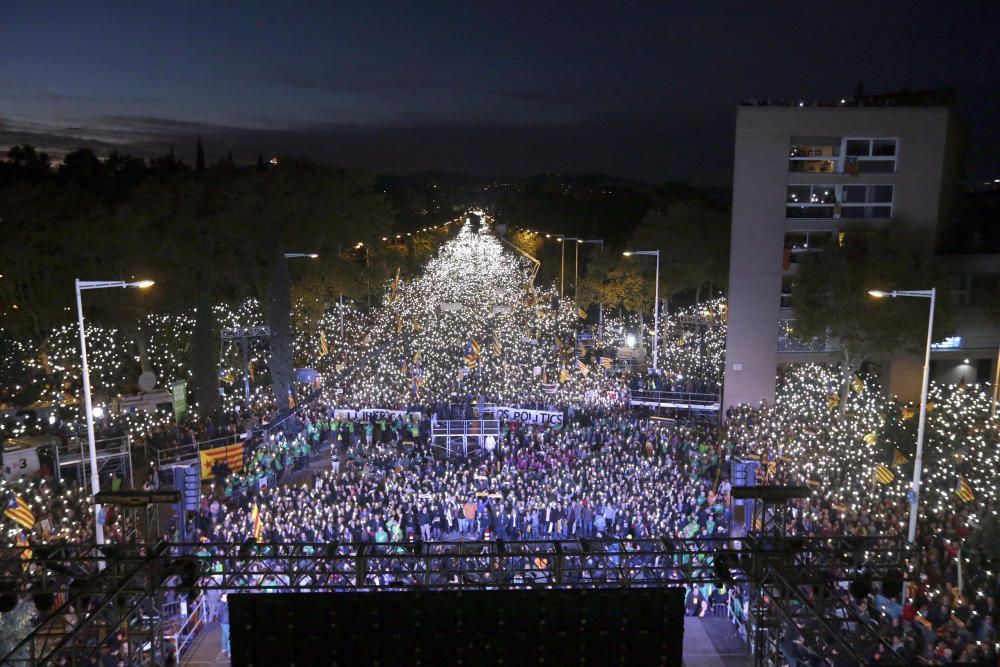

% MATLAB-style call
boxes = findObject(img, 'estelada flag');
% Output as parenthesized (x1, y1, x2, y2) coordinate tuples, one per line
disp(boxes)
(199, 442, 245, 480)
(576, 358, 590, 376)
(599, 357, 612, 369)
(893, 449, 909, 467)
(4, 493, 35, 530)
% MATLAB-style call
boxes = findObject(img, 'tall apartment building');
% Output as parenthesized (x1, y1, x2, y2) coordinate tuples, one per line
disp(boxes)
(723, 95, 998, 408)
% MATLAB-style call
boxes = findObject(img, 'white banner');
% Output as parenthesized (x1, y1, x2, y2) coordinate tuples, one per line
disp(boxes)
(333, 408, 422, 421)
(492, 406, 564, 427)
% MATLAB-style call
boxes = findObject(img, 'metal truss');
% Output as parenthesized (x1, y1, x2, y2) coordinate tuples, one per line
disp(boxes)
(0, 534, 913, 666)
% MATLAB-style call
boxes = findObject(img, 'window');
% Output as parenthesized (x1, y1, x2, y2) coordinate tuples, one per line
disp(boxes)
(843, 138, 897, 173)
(788, 137, 897, 173)
(784, 232, 833, 267)
(777, 319, 836, 353)
(786, 185, 837, 218)
(789, 137, 840, 173)
(786, 184, 893, 219)
(839, 185, 893, 219)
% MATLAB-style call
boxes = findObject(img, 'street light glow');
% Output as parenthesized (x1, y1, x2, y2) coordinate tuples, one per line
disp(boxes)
(868, 290, 889, 298)
(622, 251, 632, 256)
(133, 280, 155, 288)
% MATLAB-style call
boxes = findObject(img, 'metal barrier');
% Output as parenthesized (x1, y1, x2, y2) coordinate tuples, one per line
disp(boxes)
(164, 594, 206, 665)
(628, 389, 721, 411)
(56, 435, 133, 489)
(430, 419, 500, 457)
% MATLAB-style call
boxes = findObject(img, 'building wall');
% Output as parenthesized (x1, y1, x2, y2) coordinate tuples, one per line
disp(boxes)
(723, 105, 957, 409)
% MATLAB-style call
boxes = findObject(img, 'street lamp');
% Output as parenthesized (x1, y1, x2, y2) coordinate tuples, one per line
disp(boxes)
(579, 239, 605, 336)
(623, 250, 660, 372)
(868, 288, 936, 552)
(284, 253, 319, 259)
(554, 237, 579, 299)
(75, 279, 154, 545)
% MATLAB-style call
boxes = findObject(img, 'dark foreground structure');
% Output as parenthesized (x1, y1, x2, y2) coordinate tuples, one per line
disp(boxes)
(1, 489, 913, 665)
(231, 588, 685, 665)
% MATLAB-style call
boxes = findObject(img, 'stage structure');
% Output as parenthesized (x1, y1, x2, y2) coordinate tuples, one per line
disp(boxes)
(1, 527, 911, 665)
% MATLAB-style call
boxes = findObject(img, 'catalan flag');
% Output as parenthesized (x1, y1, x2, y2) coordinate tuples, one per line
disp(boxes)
(578, 308, 587, 319)
(388, 267, 400, 302)
(4, 493, 35, 530)
(893, 449, 909, 467)
(956, 478, 974, 503)
(470, 338, 481, 356)
(492, 335, 502, 356)
(559, 368, 570, 383)
(319, 331, 329, 357)
(599, 356, 612, 369)
(3, 491, 35, 530)
(396, 316, 403, 334)
(251, 503, 263, 542)
(464, 353, 478, 369)
(576, 358, 590, 376)
(15, 531, 32, 565)
(874, 464, 894, 486)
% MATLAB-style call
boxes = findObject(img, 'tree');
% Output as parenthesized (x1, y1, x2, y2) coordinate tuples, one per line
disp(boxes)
(628, 201, 730, 304)
(791, 232, 948, 414)
(195, 138, 205, 172)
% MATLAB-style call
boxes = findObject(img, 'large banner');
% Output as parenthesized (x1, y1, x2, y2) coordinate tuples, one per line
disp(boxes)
(199, 442, 245, 480)
(492, 406, 564, 427)
(333, 409, 422, 421)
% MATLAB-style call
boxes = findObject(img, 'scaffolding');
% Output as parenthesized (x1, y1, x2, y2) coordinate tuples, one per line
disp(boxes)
(0, 530, 912, 666)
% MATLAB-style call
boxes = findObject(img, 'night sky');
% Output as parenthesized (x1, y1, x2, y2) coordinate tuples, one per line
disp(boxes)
(2, 2, 998, 184)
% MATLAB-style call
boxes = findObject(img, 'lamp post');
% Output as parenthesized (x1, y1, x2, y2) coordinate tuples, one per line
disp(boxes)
(579, 239, 605, 339)
(75, 279, 154, 545)
(273, 252, 319, 411)
(868, 289, 936, 550)
(623, 250, 660, 372)
(549, 236, 579, 299)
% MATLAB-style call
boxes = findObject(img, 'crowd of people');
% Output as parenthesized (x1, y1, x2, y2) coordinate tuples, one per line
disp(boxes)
(5, 387, 998, 666)
(196, 409, 727, 548)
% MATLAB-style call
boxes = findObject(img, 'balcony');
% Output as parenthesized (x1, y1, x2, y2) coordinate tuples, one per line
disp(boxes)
(777, 319, 838, 353)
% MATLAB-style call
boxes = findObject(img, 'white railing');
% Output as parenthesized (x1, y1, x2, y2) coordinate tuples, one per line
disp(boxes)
(164, 593, 207, 664)
(430, 419, 501, 457)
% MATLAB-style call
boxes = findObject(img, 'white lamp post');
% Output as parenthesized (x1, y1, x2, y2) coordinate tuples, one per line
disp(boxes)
(868, 288, 936, 548)
(623, 250, 661, 372)
(75, 279, 154, 545)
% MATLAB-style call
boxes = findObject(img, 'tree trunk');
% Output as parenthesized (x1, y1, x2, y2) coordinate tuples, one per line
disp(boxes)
(269, 249, 293, 412)
(191, 291, 221, 418)
(839, 354, 860, 420)
(695, 283, 702, 304)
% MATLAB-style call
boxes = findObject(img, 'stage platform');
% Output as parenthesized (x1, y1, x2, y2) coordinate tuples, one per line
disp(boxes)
(183, 616, 747, 666)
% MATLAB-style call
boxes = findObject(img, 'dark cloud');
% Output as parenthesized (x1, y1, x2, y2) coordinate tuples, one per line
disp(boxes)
(242, 72, 585, 110)
(0, 107, 734, 184)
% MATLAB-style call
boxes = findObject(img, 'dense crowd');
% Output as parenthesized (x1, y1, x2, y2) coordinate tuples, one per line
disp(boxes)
(6, 391, 998, 665)
(724, 403, 1000, 666)
(196, 410, 728, 548)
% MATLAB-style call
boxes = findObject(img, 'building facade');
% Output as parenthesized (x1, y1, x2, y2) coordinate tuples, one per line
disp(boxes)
(723, 100, 997, 408)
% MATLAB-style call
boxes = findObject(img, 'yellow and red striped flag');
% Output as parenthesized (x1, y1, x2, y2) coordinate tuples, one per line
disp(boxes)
(251, 503, 263, 542)
(4, 493, 35, 530)
(874, 464, 894, 485)
(956, 478, 974, 503)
